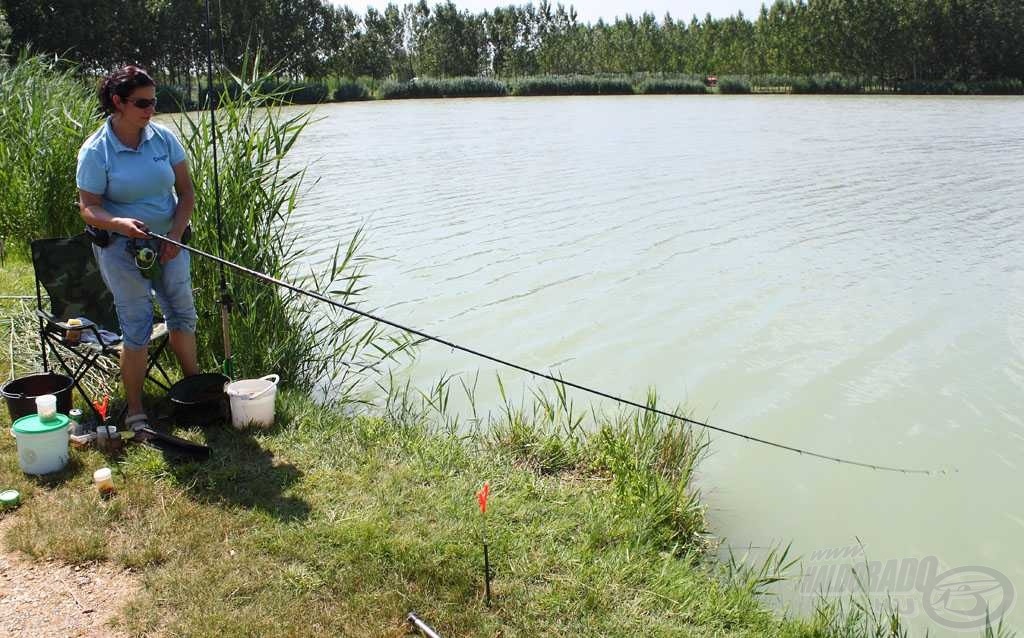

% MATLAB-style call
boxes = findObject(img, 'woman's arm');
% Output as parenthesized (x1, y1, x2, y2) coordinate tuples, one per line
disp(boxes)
(78, 190, 150, 238)
(160, 160, 195, 263)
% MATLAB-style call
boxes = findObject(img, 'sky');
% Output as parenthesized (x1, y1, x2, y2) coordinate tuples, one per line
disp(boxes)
(337, 0, 767, 23)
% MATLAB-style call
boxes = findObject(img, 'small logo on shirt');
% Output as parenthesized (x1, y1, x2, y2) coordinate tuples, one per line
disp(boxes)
(153, 154, 168, 162)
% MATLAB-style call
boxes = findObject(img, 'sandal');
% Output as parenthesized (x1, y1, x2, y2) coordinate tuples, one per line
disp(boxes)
(124, 413, 151, 432)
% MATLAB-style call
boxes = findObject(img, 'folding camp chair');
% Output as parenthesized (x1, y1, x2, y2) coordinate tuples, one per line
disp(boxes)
(31, 233, 172, 423)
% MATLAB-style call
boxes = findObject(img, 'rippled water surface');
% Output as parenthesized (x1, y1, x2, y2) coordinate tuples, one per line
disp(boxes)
(286, 95, 1024, 633)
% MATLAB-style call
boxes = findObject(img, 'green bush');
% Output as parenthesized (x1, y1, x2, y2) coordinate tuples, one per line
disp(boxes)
(716, 77, 752, 94)
(638, 79, 707, 94)
(750, 74, 793, 90)
(155, 84, 194, 113)
(512, 75, 634, 96)
(332, 80, 370, 101)
(891, 79, 1019, 95)
(963, 79, 1023, 95)
(380, 76, 508, 99)
(788, 76, 817, 93)
(284, 82, 329, 104)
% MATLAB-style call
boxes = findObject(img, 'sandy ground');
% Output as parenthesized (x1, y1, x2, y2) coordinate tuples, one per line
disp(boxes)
(0, 517, 139, 638)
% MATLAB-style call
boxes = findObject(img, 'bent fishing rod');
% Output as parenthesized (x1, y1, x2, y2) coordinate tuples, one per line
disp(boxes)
(150, 231, 949, 477)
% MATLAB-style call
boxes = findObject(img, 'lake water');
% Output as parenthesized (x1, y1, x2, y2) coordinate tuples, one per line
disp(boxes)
(286, 95, 1024, 634)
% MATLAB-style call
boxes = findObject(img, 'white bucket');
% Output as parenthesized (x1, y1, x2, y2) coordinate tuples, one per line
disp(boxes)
(225, 375, 279, 429)
(11, 414, 70, 475)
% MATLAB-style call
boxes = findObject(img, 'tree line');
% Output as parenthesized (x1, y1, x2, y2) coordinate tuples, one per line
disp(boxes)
(2, 0, 1021, 85)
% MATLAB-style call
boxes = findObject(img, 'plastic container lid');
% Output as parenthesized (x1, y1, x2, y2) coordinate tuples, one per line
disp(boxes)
(93, 467, 112, 482)
(12, 412, 70, 435)
(0, 489, 20, 508)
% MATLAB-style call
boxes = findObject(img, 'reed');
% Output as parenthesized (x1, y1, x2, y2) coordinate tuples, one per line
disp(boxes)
(0, 54, 100, 256)
(174, 67, 414, 395)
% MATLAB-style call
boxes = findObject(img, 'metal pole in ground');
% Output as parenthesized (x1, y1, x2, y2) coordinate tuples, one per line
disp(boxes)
(407, 612, 443, 638)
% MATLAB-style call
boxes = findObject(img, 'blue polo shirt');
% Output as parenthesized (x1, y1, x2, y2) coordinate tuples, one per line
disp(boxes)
(76, 118, 187, 236)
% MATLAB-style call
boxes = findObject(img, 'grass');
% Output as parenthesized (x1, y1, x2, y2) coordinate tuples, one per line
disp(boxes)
(3, 317, 1014, 635)
(0, 260, 38, 384)
(0, 367, 814, 636)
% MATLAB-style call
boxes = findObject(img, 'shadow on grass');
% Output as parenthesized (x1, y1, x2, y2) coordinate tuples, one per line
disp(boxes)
(155, 404, 311, 522)
(22, 455, 87, 488)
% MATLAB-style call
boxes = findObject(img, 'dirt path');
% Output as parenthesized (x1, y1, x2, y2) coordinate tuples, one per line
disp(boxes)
(0, 518, 139, 637)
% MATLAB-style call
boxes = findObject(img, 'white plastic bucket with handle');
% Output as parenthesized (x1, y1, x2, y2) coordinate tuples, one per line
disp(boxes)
(225, 375, 279, 429)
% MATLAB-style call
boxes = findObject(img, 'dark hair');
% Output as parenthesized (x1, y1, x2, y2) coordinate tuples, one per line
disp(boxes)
(99, 66, 155, 114)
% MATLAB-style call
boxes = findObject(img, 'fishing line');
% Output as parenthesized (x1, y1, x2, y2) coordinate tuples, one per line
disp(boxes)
(151, 233, 948, 476)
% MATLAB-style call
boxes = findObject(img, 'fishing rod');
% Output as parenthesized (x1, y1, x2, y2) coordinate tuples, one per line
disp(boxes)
(203, 0, 233, 377)
(150, 232, 948, 476)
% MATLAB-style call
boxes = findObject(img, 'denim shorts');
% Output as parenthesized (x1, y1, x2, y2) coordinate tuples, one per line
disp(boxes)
(93, 235, 197, 350)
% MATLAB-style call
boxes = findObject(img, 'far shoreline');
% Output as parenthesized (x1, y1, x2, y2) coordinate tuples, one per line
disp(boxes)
(154, 74, 1024, 113)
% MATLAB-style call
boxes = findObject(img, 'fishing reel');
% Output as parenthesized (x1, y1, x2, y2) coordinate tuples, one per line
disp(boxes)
(127, 240, 161, 281)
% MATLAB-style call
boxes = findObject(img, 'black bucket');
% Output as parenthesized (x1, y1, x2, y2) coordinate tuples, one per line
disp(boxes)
(1, 372, 74, 422)
(168, 373, 229, 425)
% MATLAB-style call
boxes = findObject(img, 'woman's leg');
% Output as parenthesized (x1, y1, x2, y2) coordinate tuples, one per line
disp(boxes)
(94, 238, 156, 419)
(154, 246, 199, 377)
(121, 346, 148, 416)
(169, 329, 200, 377)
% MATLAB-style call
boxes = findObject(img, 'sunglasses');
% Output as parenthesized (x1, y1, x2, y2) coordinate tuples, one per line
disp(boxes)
(124, 97, 157, 109)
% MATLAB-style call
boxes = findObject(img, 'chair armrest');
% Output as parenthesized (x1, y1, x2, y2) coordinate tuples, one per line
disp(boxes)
(34, 311, 112, 347)
(35, 308, 63, 330)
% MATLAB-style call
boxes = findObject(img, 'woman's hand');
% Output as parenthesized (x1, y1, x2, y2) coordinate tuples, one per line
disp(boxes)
(116, 217, 150, 238)
(160, 229, 183, 264)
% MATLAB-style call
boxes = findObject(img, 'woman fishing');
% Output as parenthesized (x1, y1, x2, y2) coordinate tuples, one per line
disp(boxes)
(76, 65, 199, 431)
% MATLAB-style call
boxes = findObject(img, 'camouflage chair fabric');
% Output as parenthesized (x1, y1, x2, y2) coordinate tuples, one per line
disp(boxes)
(31, 234, 120, 334)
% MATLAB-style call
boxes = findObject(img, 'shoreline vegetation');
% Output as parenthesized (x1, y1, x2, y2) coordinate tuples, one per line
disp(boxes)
(155, 73, 1023, 112)
(1, 56, 1016, 637)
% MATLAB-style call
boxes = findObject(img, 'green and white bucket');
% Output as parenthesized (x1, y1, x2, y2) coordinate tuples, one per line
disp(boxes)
(11, 412, 70, 475)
